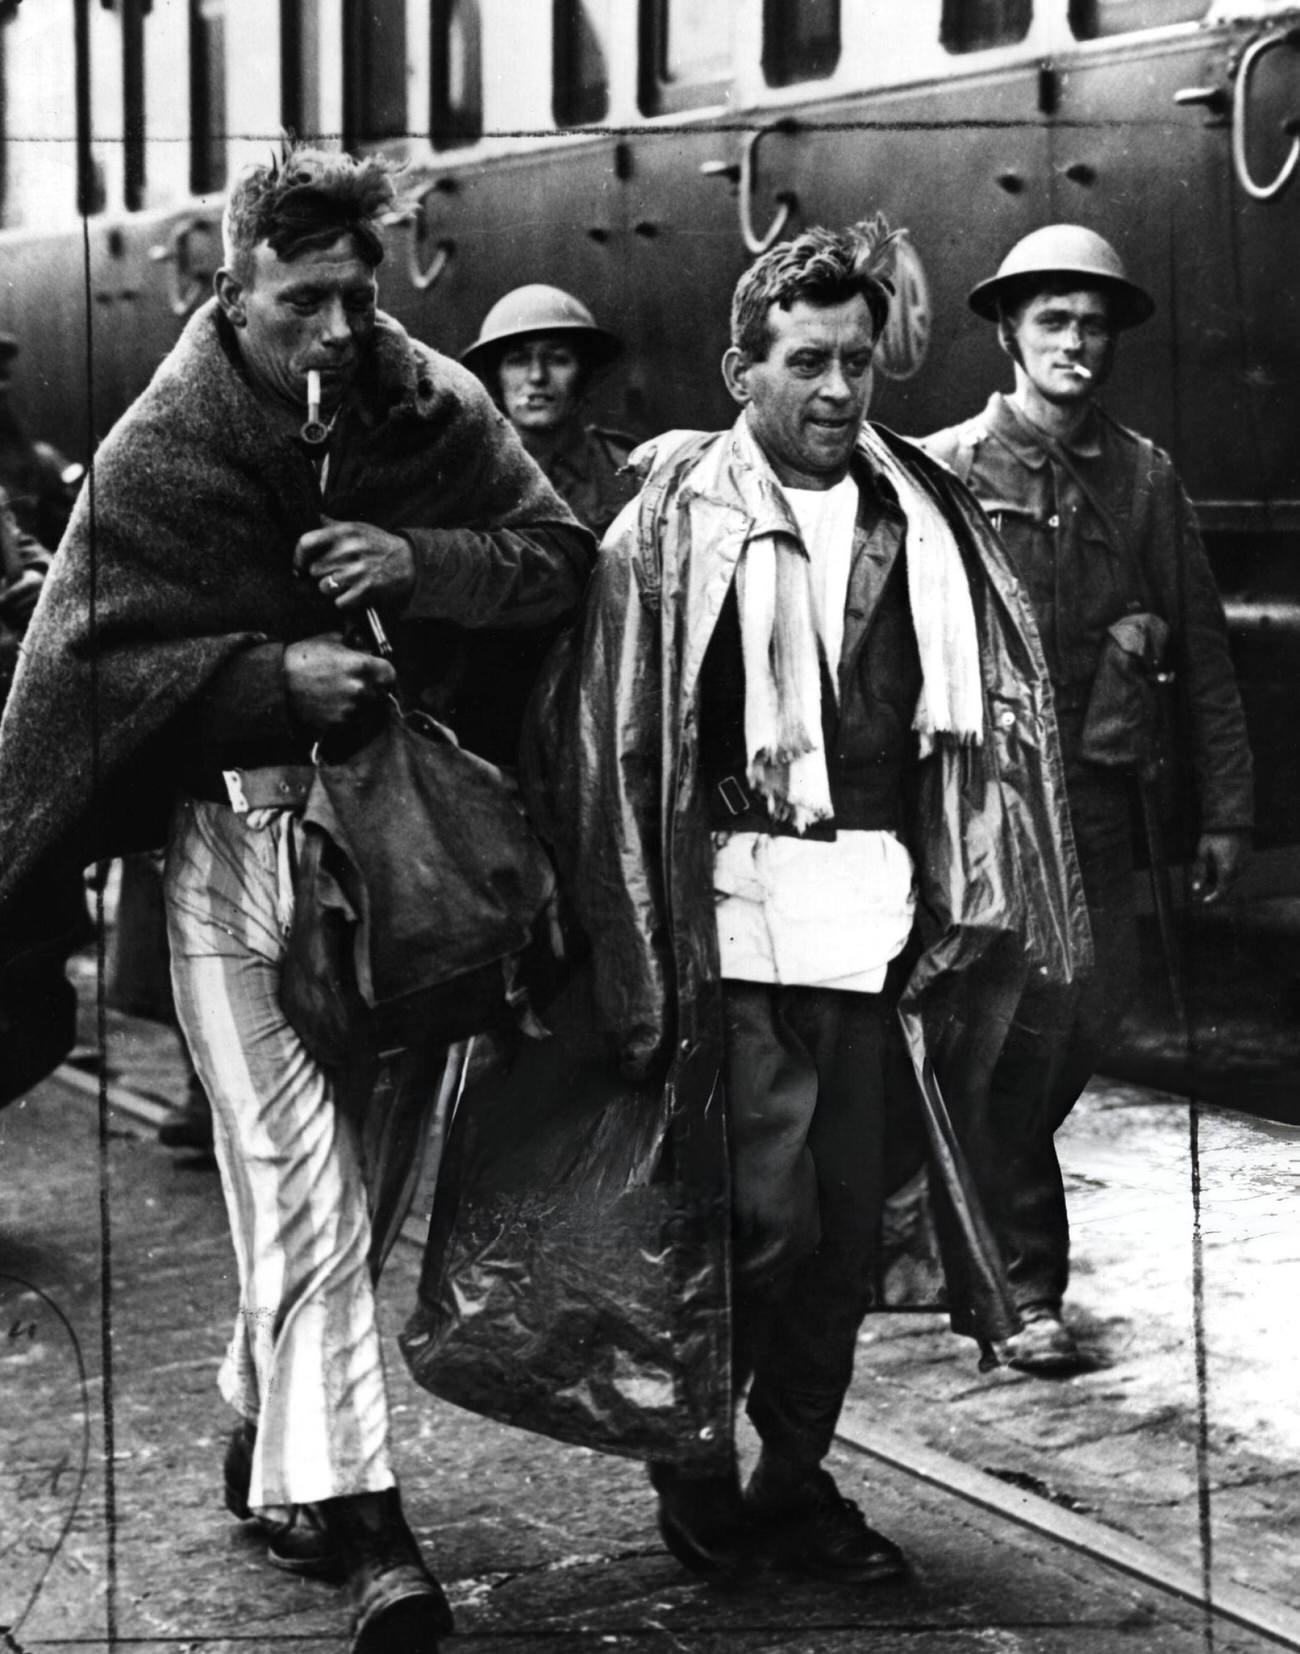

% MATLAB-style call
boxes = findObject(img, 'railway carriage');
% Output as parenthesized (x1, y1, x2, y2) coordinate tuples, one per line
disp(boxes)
(2, 0, 1298, 1090)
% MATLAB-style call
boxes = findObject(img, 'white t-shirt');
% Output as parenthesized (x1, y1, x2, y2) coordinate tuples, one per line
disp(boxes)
(713, 473, 915, 994)
(785, 474, 859, 693)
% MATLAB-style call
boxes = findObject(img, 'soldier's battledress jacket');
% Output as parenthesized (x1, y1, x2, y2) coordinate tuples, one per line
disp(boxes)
(925, 392, 1252, 833)
(537, 419, 640, 539)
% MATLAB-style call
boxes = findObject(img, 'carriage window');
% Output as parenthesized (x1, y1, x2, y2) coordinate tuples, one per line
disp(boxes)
(190, 0, 226, 195)
(432, 0, 483, 149)
(73, 0, 105, 214)
(344, 0, 406, 148)
(941, 0, 1032, 52)
(3, 0, 95, 224)
(1069, 0, 1209, 36)
(554, 0, 611, 126)
(639, 0, 732, 114)
(763, 0, 840, 88)
(280, 0, 321, 142)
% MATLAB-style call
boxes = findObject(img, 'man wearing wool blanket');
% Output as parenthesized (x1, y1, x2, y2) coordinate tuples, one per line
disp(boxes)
(535, 220, 1090, 1583)
(0, 144, 592, 1654)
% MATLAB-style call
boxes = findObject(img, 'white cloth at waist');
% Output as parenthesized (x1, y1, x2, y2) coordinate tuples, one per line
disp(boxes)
(713, 828, 915, 994)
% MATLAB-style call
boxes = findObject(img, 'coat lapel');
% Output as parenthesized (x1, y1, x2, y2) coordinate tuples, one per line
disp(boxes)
(838, 503, 901, 703)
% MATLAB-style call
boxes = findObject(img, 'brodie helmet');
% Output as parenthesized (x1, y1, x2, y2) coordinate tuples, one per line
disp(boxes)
(461, 284, 622, 379)
(968, 225, 1154, 330)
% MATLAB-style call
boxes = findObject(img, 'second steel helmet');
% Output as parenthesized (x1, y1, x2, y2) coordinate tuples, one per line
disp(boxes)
(967, 225, 1154, 330)
(461, 284, 622, 378)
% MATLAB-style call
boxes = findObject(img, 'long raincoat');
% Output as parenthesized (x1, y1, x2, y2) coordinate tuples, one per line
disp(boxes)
(405, 420, 1090, 1468)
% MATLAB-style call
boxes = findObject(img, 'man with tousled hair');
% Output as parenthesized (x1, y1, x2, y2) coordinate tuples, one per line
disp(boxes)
(533, 219, 1087, 1581)
(0, 143, 592, 1653)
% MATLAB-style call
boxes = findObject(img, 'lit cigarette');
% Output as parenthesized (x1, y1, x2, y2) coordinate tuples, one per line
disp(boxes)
(1069, 363, 1093, 380)
(301, 369, 328, 444)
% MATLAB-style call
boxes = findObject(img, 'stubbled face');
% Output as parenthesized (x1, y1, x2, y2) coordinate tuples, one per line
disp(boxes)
(724, 295, 876, 490)
(498, 336, 584, 435)
(1007, 286, 1114, 406)
(220, 233, 378, 414)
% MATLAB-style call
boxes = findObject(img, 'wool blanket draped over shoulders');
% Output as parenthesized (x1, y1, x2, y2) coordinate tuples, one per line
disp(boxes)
(0, 300, 585, 925)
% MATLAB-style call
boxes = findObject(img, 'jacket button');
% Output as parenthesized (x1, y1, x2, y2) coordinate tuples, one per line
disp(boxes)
(1048, 513, 1060, 528)
(998, 709, 1015, 729)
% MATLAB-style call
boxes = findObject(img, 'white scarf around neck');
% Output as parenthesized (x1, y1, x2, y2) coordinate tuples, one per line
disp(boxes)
(731, 418, 984, 835)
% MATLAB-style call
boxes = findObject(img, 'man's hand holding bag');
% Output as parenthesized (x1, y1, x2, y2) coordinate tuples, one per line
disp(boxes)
(280, 697, 557, 1067)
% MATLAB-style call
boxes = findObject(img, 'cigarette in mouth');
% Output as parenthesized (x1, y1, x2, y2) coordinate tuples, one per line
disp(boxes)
(1069, 363, 1093, 380)
(301, 369, 329, 444)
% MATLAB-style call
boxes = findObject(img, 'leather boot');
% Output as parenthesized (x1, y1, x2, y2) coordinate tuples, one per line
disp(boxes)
(321, 1487, 454, 1654)
(648, 1459, 750, 1576)
(744, 1451, 906, 1584)
(222, 1420, 339, 1578)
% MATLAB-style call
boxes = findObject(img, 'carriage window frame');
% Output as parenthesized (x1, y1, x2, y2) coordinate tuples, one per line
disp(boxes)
(638, 0, 732, 116)
(1068, 0, 1210, 38)
(280, 0, 321, 143)
(554, 0, 611, 127)
(762, 0, 841, 89)
(71, 0, 107, 215)
(189, 0, 227, 197)
(120, 0, 147, 211)
(343, 0, 407, 151)
(940, 0, 1033, 54)
(0, 3, 13, 222)
(431, 0, 483, 151)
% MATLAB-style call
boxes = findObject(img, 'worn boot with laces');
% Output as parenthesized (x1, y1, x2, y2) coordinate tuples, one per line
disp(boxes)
(648, 1459, 751, 1576)
(222, 1420, 339, 1578)
(744, 1451, 906, 1584)
(321, 1486, 454, 1654)
(999, 1303, 1083, 1376)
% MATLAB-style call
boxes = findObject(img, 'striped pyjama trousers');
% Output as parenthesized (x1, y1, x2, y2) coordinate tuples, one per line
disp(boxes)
(164, 796, 394, 1511)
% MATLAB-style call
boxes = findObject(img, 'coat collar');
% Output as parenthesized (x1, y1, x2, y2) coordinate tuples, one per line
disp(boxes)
(545, 418, 598, 487)
(632, 414, 900, 540)
(983, 391, 1103, 467)
(634, 417, 906, 706)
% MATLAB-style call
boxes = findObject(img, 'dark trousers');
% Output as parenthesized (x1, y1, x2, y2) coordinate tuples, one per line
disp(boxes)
(983, 760, 1140, 1312)
(723, 981, 889, 1469)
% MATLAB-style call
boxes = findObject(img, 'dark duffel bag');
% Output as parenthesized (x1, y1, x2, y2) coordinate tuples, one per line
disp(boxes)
(280, 700, 556, 1069)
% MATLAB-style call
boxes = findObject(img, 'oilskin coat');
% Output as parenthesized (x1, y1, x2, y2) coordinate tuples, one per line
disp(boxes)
(409, 420, 1090, 1468)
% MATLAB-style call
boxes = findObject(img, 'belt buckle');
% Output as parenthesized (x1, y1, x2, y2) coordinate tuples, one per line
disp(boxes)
(222, 769, 250, 814)
(717, 775, 749, 818)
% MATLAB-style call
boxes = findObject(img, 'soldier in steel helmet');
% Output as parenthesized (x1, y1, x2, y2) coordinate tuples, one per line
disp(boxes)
(463, 284, 639, 538)
(923, 224, 1252, 1374)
